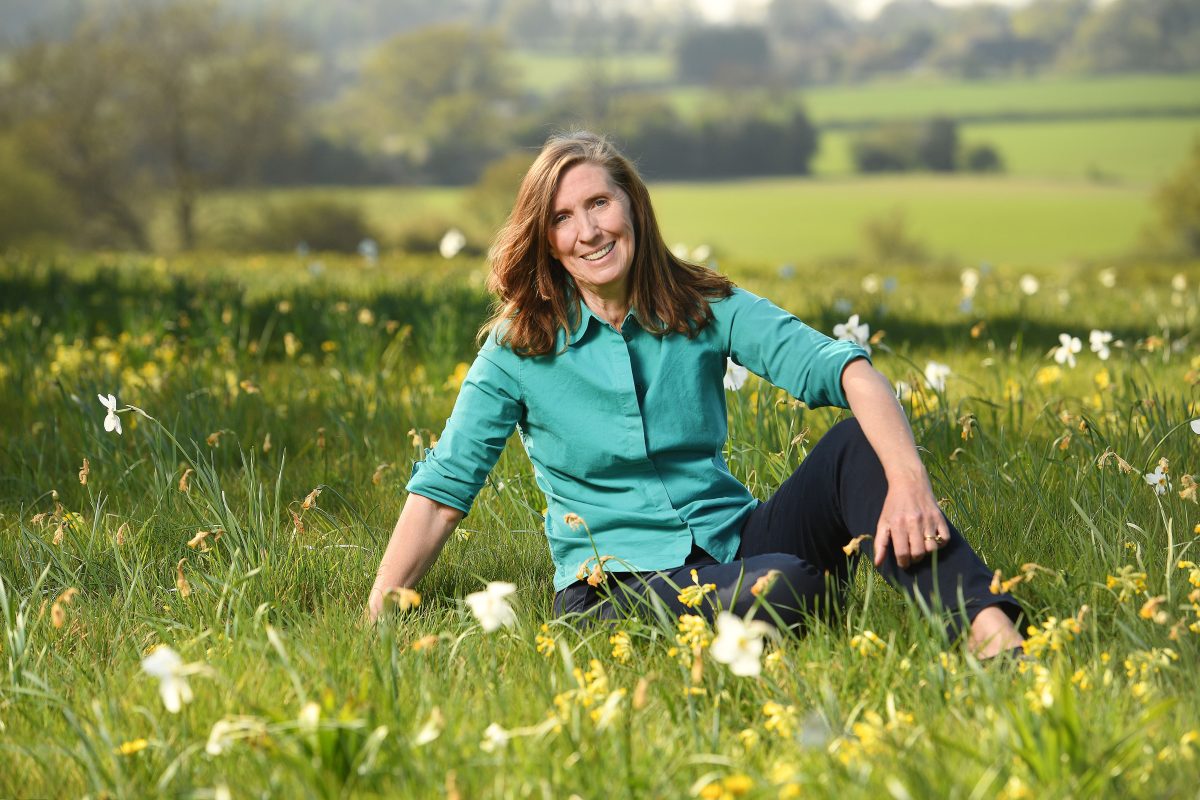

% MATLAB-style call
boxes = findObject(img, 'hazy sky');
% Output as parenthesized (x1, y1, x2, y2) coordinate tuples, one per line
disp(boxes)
(693, 0, 1034, 23)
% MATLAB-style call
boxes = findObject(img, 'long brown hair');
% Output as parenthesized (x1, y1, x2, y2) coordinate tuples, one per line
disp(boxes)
(481, 131, 734, 356)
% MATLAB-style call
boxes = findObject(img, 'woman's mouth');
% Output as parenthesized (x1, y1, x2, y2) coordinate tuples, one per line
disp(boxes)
(581, 242, 615, 261)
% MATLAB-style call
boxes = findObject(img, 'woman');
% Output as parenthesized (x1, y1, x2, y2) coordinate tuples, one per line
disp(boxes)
(367, 132, 1023, 658)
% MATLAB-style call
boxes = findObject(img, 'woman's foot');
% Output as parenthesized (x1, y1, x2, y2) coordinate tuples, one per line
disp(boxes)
(968, 606, 1025, 659)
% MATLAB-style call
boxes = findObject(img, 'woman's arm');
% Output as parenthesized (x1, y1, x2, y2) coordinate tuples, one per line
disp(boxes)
(840, 358, 949, 569)
(367, 493, 465, 622)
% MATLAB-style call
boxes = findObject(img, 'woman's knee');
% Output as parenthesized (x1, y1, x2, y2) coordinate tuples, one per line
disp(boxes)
(742, 555, 841, 626)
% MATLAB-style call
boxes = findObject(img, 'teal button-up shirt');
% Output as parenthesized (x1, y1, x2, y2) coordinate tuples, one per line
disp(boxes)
(407, 287, 870, 590)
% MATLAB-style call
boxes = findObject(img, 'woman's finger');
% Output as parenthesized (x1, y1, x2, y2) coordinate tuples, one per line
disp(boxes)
(873, 526, 892, 567)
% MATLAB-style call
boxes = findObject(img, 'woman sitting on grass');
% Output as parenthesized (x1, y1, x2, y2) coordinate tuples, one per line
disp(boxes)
(367, 131, 1024, 659)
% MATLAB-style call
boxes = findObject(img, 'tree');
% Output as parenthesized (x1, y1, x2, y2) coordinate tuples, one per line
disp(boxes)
(1147, 136, 1200, 256)
(1063, 0, 1200, 73)
(1, 2, 301, 250)
(676, 26, 773, 87)
(341, 24, 519, 184)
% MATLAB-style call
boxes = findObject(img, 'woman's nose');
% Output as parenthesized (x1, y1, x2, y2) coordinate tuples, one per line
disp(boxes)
(576, 211, 600, 242)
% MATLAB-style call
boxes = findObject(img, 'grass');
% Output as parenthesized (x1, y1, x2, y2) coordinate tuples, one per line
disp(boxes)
(0, 251, 1198, 797)
(513, 50, 675, 95)
(815, 117, 1200, 184)
(667, 72, 1200, 123)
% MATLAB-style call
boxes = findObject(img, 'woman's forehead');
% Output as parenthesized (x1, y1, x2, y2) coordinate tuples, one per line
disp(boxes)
(552, 162, 619, 207)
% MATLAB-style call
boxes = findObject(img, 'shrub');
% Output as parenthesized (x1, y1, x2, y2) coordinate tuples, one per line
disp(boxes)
(237, 197, 376, 254)
(1146, 136, 1200, 256)
(0, 137, 73, 248)
(963, 142, 1005, 173)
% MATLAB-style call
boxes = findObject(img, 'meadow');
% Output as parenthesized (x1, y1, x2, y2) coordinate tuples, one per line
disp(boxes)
(1, 249, 1198, 798)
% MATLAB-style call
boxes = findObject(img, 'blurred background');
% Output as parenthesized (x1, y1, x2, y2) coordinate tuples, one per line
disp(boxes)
(1, 0, 1197, 268)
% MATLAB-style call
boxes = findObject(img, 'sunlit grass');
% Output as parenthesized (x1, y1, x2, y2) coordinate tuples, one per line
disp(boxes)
(1, 252, 1198, 798)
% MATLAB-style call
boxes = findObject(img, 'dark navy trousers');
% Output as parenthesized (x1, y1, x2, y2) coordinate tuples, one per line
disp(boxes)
(552, 418, 1020, 636)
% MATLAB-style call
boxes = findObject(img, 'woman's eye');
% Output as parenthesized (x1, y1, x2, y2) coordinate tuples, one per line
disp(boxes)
(593, 198, 608, 208)
(553, 214, 568, 225)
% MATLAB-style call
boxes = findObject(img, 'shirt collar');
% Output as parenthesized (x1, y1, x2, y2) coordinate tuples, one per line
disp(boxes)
(566, 298, 641, 347)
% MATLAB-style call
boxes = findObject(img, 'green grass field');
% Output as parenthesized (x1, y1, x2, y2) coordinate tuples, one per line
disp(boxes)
(666, 73, 1200, 123)
(814, 117, 1200, 183)
(1, 251, 1198, 798)
(513, 50, 675, 95)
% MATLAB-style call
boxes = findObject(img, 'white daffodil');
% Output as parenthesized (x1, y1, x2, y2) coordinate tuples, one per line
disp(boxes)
(1089, 329, 1113, 361)
(98, 393, 122, 435)
(1098, 268, 1116, 288)
(924, 361, 951, 393)
(1019, 275, 1040, 296)
(960, 268, 979, 297)
(1052, 333, 1082, 368)
(479, 722, 510, 752)
(205, 716, 267, 756)
(438, 228, 466, 259)
(1191, 419, 1200, 435)
(140, 645, 194, 713)
(833, 314, 871, 354)
(723, 358, 749, 391)
(414, 707, 445, 746)
(710, 611, 773, 677)
(861, 273, 880, 294)
(1144, 466, 1170, 495)
(691, 244, 711, 262)
(465, 581, 517, 632)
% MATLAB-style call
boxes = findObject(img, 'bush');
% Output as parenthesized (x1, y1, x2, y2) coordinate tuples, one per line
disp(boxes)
(0, 137, 73, 248)
(1146, 136, 1200, 256)
(963, 142, 1005, 173)
(851, 118, 962, 174)
(236, 197, 377, 253)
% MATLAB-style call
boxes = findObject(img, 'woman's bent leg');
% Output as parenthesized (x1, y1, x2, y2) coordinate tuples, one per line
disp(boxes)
(737, 417, 1021, 634)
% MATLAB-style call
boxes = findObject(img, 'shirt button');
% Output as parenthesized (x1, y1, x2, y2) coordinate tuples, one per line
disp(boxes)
(622, 331, 631, 341)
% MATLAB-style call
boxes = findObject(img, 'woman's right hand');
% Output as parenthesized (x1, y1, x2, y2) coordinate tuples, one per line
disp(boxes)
(366, 494, 463, 624)
(366, 586, 388, 623)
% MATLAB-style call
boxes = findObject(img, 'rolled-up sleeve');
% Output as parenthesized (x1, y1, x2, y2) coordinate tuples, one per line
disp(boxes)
(723, 289, 870, 409)
(406, 340, 523, 515)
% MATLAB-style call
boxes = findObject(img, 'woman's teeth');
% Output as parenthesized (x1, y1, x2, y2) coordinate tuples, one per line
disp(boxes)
(582, 242, 614, 261)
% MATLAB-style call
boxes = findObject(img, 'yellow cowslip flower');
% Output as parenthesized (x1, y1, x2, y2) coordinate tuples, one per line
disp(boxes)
(409, 635, 439, 652)
(763, 649, 783, 675)
(678, 569, 717, 608)
(1034, 365, 1062, 387)
(283, 332, 301, 356)
(320, 340, 338, 353)
(1124, 647, 1178, 680)
(762, 701, 797, 739)
(849, 629, 886, 658)
(1105, 566, 1147, 602)
(1139, 595, 1168, 624)
(386, 588, 421, 612)
(1003, 378, 1022, 403)
(536, 624, 556, 658)
(1022, 607, 1086, 658)
(444, 362, 470, 391)
(610, 630, 632, 664)
(115, 738, 149, 756)
(357, 308, 375, 326)
(302, 487, 322, 510)
(675, 615, 711, 662)
(842, 535, 870, 557)
(175, 558, 191, 598)
(737, 727, 759, 750)
(1179, 475, 1198, 504)
(750, 569, 781, 595)
(1178, 561, 1200, 588)
(1180, 730, 1199, 760)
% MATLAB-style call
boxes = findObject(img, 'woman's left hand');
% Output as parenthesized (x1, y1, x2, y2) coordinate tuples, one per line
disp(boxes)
(872, 477, 949, 569)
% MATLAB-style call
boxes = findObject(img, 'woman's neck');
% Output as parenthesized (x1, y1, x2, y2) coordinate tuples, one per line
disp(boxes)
(577, 284, 630, 331)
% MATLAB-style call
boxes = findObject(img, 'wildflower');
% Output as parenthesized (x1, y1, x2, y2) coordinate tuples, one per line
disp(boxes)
(699, 774, 754, 799)
(590, 689, 626, 730)
(1052, 334, 1082, 368)
(290, 509, 305, 536)
(409, 634, 439, 652)
(1018, 275, 1039, 296)
(924, 361, 951, 392)
(414, 707, 444, 746)
(762, 701, 798, 739)
(1089, 329, 1113, 360)
(1191, 419, 1200, 435)
(372, 462, 391, 485)
(1179, 474, 1198, 503)
(1178, 560, 1200, 588)
(1106, 566, 1148, 603)
(178, 468, 194, 493)
(723, 358, 749, 391)
(115, 522, 130, 545)
(141, 645, 195, 713)
(386, 587, 421, 612)
(710, 612, 773, 677)
(751, 569, 782, 595)
(187, 530, 218, 552)
(833, 314, 871, 353)
(175, 558, 192, 598)
(439, 229, 467, 259)
(78, 458, 90, 486)
(1124, 647, 1178, 681)
(1022, 607, 1087, 658)
(1096, 448, 1136, 474)
(465, 582, 517, 632)
(678, 569, 717, 608)
(205, 716, 267, 756)
(971, 320, 987, 339)
(610, 630, 632, 664)
(444, 362, 470, 391)
(563, 513, 586, 531)
(675, 614, 712, 657)
(535, 624, 556, 657)
(98, 393, 122, 435)
(960, 268, 979, 297)
(849, 629, 887, 658)
(1035, 365, 1062, 387)
(301, 487, 321, 510)
(1143, 465, 1170, 495)
(116, 738, 149, 756)
(1139, 596, 1169, 625)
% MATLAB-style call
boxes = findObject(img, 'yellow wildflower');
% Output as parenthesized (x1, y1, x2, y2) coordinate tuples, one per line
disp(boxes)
(842, 535, 870, 556)
(1022, 606, 1087, 658)
(610, 630, 632, 664)
(849, 629, 887, 658)
(1034, 365, 1062, 387)
(1105, 566, 1147, 602)
(762, 701, 797, 739)
(115, 738, 149, 756)
(678, 569, 717, 608)
(536, 624, 556, 658)
(386, 587, 421, 612)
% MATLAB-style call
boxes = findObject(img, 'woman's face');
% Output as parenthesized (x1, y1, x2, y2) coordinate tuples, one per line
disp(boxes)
(547, 162, 636, 303)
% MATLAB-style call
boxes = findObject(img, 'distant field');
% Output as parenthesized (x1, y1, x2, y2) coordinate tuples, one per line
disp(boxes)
(183, 176, 1153, 268)
(815, 116, 1200, 183)
(649, 176, 1149, 267)
(669, 72, 1200, 122)
(513, 50, 674, 95)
